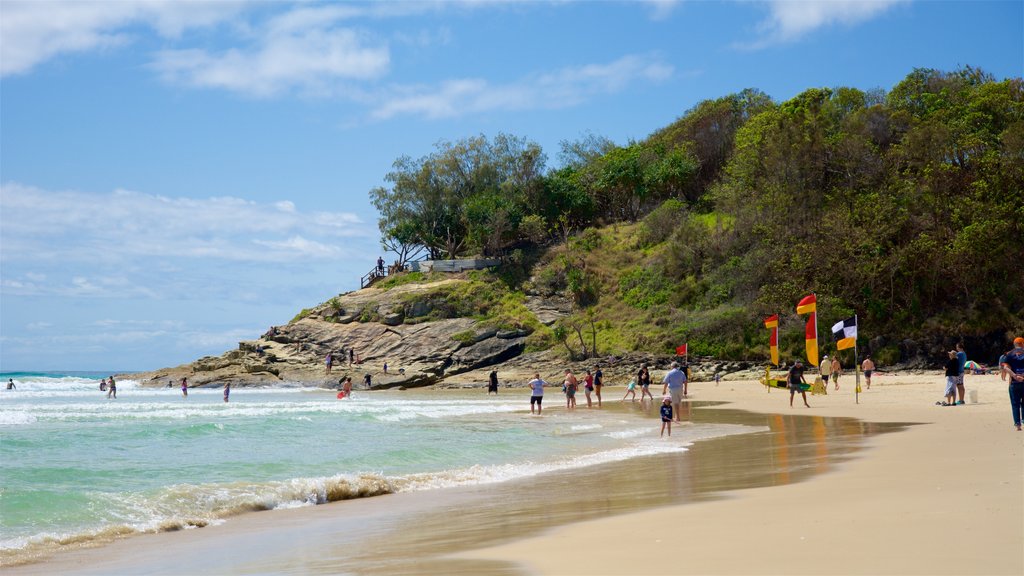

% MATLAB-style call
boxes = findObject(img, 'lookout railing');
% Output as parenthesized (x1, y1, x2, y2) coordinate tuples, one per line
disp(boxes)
(360, 257, 499, 288)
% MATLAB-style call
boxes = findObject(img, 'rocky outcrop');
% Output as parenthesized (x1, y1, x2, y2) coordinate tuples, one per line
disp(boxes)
(128, 278, 560, 390)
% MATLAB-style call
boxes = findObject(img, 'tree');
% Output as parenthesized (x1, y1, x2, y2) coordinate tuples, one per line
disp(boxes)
(369, 134, 547, 259)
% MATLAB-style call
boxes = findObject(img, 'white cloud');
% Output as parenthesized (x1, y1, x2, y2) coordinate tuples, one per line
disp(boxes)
(742, 0, 908, 49)
(0, 0, 249, 76)
(0, 182, 369, 267)
(151, 7, 390, 97)
(370, 54, 674, 120)
(643, 0, 682, 21)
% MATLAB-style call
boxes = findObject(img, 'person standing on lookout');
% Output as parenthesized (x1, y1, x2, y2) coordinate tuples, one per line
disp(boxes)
(376, 256, 385, 275)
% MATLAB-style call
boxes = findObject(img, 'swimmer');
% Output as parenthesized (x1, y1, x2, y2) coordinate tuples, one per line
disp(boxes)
(6, 378, 15, 390)
(181, 377, 189, 398)
(223, 382, 230, 403)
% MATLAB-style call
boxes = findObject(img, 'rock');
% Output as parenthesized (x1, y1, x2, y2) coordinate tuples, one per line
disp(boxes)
(448, 336, 526, 374)
(408, 300, 433, 318)
(524, 295, 571, 326)
(496, 328, 531, 339)
(382, 310, 405, 326)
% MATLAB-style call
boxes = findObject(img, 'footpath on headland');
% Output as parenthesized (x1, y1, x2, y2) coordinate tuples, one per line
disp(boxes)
(460, 371, 1024, 575)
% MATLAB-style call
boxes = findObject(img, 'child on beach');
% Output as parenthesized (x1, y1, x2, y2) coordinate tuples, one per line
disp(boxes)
(622, 378, 637, 402)
(660, 397, 673, 436)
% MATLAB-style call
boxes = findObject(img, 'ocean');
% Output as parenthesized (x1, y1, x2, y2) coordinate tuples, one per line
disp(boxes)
(0, 372, 764, 566)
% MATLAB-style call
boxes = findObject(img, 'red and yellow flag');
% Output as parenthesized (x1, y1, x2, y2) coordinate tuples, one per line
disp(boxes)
(796, 294, 818, 366)
(764, 314, 779, 366)
(796, 294, 817, 314)
(804, 315, 818, 367)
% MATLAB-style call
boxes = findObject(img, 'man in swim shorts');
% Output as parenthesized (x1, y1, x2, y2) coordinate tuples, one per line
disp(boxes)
(529, 373, 547, 415)
(862, 356, 875, 389)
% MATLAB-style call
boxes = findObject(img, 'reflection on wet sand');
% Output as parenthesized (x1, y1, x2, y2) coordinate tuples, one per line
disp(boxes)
(253, 403, 905, 575)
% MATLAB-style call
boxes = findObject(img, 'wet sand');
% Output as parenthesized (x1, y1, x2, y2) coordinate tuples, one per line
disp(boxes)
(6, 384, 908, 575)
(462, 371, 1024, 575)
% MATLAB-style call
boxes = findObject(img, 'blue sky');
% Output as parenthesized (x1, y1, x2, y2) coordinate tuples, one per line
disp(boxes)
(1, 1, 1021, 371)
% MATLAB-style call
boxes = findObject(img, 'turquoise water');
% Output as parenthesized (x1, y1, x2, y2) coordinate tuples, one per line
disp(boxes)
(0, 372, 762, 564)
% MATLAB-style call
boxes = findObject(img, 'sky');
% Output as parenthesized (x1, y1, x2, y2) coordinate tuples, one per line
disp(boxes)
(1, 0, 1021, 372)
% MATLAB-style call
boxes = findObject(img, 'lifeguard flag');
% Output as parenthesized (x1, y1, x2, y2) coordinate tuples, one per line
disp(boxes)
(796, 294, 817, 314)
(764, 315, 779, 366)
(675, 343, 688, 356)
(832, 316, 857, 350)
(805, 314, 818, 367)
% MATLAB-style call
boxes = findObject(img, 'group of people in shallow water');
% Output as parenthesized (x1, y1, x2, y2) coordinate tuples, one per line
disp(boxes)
(519, 362, 690, 436)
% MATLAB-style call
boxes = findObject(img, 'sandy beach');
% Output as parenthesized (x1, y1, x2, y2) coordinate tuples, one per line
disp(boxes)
(462, 371, 1024, 575)
(7, 371, 1022, 575)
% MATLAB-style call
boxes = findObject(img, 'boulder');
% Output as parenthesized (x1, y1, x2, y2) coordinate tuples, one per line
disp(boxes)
(447, 336, 526, 375)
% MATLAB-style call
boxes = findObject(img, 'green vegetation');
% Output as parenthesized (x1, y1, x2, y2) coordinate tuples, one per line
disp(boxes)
(365, 67, 1023, 362)
(290, 308, 312, 323)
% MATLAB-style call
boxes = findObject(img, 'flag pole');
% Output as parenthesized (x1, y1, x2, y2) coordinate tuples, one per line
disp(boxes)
(853, 314, 860, 405)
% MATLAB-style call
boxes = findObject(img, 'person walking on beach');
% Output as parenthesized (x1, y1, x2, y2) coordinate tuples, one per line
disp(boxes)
(529, 373, 547, 415)
(1000, 337, 1024, 431)
(325, 352, 333, 375)
(563, 369, 578, 411)
(593, 365, 604, 407)
(660, 397, 673, 436)
(223, 382, 231, 403)
(107, 376, 117, 399)
(488, 370, 499, 395)
(862, 356, 875, 389)
(637, 364, 653, 401)
(831, 356, 842, 391)
(622, 377, 637, 401)
(662, 361, 687, 422)
(955, 343, 967, 405)
(819, 355, 832, 387)
(941, 350, 960, 406)
(714, 372, 721, 386)
(583, 369, 594, 408)
(788, 361, 810, 408)
(363, 373, 372, 389)
(6, 378, 15, 390)
(181, 377, 189, 398)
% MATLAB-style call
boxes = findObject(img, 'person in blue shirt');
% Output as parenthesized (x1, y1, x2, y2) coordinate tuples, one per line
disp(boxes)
(999, 337, 1024, 431)
(955, 343, 968, 405)
(660, 397, 673, 437)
